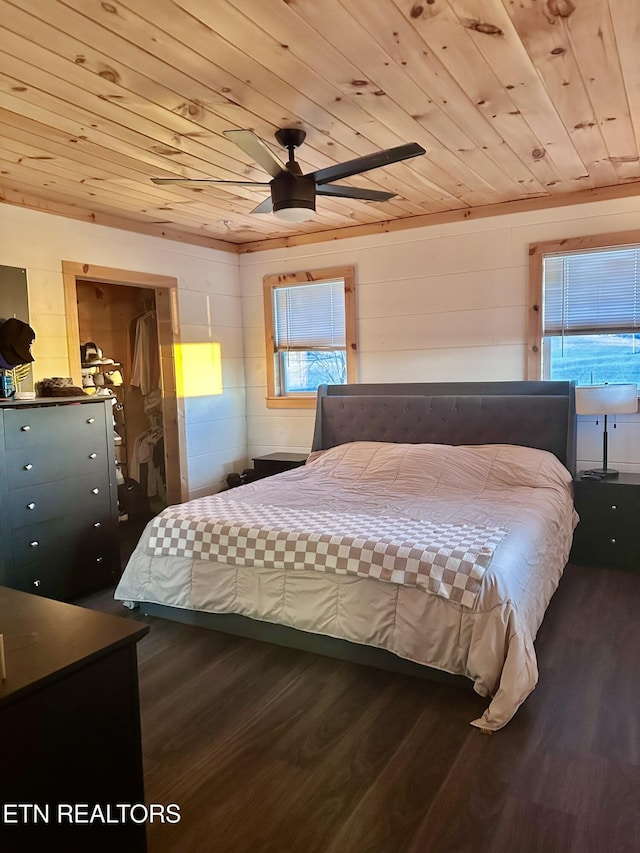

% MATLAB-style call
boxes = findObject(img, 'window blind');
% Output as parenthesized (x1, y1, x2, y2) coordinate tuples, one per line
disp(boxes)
(543, 246, 640, 335)
(273, 280, 345, 350)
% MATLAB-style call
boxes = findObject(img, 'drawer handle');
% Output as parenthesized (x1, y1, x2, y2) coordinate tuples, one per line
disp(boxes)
(21, 425, 31, 432)
(27, 502, 36, 510)
(24, 463, 33, 471)
(611, 538, 616, 545)
(33, 579, 41, 588)
(611, 505, 617, 511)
(87, 417, 95, 424)
(96, 556, 103, 563)
(93, 521, 101, 528)
(89, 452, 97, 459)
(30, 541, 39, 548)
(91, 487, 100, 495)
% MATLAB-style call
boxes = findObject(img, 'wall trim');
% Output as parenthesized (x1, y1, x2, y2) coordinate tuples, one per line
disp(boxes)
(5, 180, 640, 257)
(0, 193, 239, 254)
(238, 181, 640, 254)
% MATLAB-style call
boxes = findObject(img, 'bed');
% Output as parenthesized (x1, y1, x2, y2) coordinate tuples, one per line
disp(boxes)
(115, 380, 578, 731)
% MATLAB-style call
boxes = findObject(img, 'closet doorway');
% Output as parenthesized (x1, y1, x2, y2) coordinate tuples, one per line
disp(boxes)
(62, 262, 187, 512)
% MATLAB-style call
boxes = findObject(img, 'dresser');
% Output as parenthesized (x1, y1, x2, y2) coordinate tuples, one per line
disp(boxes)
(0, 586, 148, 851)
(571, 473, 640, 570)
(0, 397, 120, 601)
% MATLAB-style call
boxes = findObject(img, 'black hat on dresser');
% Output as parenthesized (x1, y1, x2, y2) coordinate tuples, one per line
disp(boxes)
(0, 318, 36, 367)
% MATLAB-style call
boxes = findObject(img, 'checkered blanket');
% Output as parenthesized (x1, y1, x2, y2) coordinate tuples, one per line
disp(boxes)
(147, 497, 508, 608)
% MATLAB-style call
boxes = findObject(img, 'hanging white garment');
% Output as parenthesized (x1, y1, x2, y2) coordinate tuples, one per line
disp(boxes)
(131, 311, 159, 395)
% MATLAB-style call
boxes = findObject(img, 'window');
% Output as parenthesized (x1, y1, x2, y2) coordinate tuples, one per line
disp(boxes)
(263, 266, 356, 408)
(528, 231, 640, 385)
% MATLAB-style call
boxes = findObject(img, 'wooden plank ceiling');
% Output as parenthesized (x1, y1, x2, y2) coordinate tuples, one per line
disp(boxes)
(1, 0, 639, 253)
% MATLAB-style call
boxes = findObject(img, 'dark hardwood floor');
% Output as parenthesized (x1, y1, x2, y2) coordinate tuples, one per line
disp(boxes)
(80, 560, 640, 853)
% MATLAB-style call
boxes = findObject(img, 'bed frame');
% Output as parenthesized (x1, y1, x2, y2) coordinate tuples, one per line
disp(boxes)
(312, 380, 576, 473)
(141, 380, 576, 684)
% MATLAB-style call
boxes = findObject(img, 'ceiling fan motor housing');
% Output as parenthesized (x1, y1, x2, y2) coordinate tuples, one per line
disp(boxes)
(271, 171, 316, 214)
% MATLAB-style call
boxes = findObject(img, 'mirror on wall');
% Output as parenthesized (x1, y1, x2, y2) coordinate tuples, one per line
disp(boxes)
(0, 265, 33, 393)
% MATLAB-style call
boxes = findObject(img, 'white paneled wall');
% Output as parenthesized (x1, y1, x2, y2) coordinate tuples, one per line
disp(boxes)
(4, 193, 640, 494)
(0, 204, 246, 497)
(239, 195, 640, 474)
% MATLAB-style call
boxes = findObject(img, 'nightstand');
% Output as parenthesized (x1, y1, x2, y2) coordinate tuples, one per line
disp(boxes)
(251, 452, 308, 479)
(571, 473, 640, 569)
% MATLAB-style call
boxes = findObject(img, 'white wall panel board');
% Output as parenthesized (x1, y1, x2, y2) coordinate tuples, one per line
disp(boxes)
(178, 290, 242, 327)
(184, 389, 247, 425)
(358, 346, 527, 384)
(359, 306, 527, 353)
(220, 356, 247, 390)
(247, 415, 316, 451)
(358, 267, 527, 320)
(185, 417, 247, 458)
(179, 323, 245, 358)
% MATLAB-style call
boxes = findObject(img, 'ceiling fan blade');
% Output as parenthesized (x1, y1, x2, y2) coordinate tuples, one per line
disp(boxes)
(316, 184, 395, 201)
(309, 143, 426, 186)
(250, 197, 274, 214)
(151, 178, 271, 186)
(224, 129, 287, 178)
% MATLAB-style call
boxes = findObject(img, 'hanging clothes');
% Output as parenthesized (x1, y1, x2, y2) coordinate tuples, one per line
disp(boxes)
(130, 426, 164, 499)
(130, 310, 160, 395)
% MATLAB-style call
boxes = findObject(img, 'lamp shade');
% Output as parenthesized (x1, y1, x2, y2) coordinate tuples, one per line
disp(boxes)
(575, 383, 638, 415)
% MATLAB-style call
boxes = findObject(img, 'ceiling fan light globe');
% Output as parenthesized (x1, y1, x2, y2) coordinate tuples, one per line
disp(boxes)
(272, 201, 315, 222)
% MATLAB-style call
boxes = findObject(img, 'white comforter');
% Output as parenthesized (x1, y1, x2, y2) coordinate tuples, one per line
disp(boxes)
(115, 441, 578, 731)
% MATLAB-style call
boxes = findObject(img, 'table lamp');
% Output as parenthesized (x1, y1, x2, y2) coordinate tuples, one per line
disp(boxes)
(575, 383, 638, 478)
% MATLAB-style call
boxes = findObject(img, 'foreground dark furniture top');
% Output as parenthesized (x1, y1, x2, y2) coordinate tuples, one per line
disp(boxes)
(0, 586, 149, 851)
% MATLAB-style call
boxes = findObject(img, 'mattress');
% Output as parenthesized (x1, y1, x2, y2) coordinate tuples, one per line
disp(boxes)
(115, 441, 578, 731)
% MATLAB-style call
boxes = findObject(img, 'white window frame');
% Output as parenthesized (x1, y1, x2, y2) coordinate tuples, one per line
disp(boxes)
(527, 229, 640, 381)
(263, 265, 357, 409)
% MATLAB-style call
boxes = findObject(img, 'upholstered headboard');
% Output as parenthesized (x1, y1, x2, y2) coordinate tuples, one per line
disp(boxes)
(311, 381, 577, 474)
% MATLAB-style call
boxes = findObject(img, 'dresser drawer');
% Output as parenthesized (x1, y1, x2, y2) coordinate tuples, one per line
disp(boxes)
(10, 515, 115, 569)
(8, 473, 112, 529)
(5, 559, 70, 601)
(3, 404, 106, 451)
(8, 533, 119, 601)
(575, 492, 640, 526)
(67, 548, 121, 600)
(4, 558, 118, 602)
(572, 522, 640, 569)
(6, 443, 110, 490)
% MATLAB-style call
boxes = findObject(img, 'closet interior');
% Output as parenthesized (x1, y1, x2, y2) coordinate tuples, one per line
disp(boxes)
(76, 281, 167, 535)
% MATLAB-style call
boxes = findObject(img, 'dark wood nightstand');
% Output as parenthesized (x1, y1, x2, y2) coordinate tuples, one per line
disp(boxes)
(251, 452, 308, 479)
(571, 473, 640, 569)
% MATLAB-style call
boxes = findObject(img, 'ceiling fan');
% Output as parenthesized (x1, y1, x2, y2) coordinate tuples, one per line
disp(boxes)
(151, 128, 426, 222)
